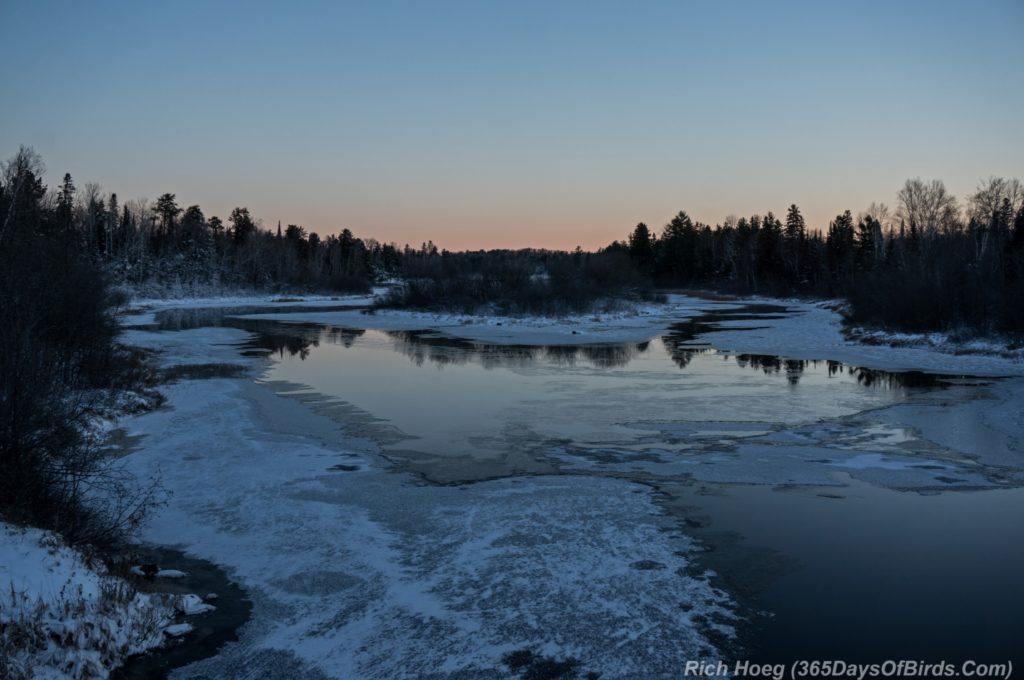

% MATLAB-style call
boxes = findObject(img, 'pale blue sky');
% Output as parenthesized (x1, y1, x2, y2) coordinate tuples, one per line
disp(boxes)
(1, 0, 1021, 249)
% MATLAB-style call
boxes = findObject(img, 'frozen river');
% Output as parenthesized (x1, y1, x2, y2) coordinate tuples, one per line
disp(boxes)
(119, 298, 1024, 677)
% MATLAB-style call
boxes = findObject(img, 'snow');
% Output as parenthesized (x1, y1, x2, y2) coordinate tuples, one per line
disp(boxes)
(1, 524, 228, 679)
(119, 292, 377, 328)
(696, 297, 1024, 377)
(0, 523, 175, 679)
(847, 326, 1020, 357)
(119, 326, 257, 375)
(164, 623, 193, 638)
(176, 594, 215, 615)
(233, 297, 741, 346)
(126, 290, 383, 311)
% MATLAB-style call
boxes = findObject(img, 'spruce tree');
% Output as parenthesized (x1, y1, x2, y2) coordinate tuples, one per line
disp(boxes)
(628, 222, 654, 275)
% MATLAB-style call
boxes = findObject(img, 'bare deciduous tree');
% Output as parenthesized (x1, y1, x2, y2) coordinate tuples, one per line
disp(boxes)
(859, 202, 894, 233)
(896, 178, 960, 237)
(0, 145, 45, 243)
(969, 177, 1023, 259)
(969, 176, 1024, 222)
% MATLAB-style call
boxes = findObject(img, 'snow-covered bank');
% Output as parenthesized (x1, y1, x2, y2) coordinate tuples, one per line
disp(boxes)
(120, 292, 378, 329)
(0, 522, 234, 679)
(0, 524, 176, 679)
(235, 296, 744, 346)
(843, 325, 1022, 359)
(697, 297, 1024, 377)
(127, 292, 374, 311)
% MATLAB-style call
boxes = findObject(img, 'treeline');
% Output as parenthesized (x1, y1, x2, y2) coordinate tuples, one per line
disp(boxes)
(37, 167, 400, 296)
(611, 177, 1024, 333)
(381, 247, 659, 315)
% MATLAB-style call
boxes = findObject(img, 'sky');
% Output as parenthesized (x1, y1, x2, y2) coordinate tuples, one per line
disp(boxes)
(1, 0, 1022, 251)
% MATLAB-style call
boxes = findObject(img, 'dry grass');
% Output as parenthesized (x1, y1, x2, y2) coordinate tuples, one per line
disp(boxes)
(1, 569, 173, 679)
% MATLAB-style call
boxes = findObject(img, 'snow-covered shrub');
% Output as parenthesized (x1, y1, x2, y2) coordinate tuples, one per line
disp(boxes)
(0, 523, 177, 679)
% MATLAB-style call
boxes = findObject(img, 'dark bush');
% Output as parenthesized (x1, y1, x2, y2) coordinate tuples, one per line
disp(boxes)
(845, 234, 1023, 335)
(0, 148, 160, 545)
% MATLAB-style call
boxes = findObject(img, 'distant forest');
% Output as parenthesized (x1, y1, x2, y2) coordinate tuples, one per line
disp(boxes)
(2, 146, 1023, 331)
(609, 179, 1024, 333)
(387, 177, 1024, 334)
(0, 151, 397, 296)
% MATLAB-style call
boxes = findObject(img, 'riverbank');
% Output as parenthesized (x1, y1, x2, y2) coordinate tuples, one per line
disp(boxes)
(0, 523, 228, 680)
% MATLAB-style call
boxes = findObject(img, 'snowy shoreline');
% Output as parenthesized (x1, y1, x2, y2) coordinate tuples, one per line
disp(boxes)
(0, 524, 227, 680)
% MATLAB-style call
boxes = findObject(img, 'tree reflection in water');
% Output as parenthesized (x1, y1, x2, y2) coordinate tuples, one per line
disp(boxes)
(152, 305, 969, 390)
(383, 331, 649, 369)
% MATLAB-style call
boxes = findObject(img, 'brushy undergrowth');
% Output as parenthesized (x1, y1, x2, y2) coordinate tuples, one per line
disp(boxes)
(0, 527, 177, 680)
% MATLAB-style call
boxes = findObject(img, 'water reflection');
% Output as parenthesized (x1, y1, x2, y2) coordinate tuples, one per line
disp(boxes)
(659, 307, 791, 371)
(384, 331, 650, 369)
(733, 354, 820, 385)
(660, 344, 714, 369)
(732, 354, 959, 389)
(240, 323, 365, 360)
(240, 322, 966, 391)
(153, 303, 974, 390)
